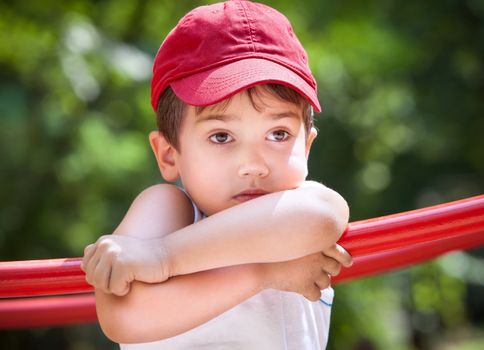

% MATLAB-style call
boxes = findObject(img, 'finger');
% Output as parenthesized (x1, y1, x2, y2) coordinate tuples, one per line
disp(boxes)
(92, 256, 113, 294)
(109, 265, 131, 296)
(85, 257, 102, 287)
(303, 285, 322, 302)
(315, 273, 331, 291)
(85, 249, 103, 286)
(323, 244, 353, 267)
(319, 255, 341, 276)
(81, 244, 96, 271)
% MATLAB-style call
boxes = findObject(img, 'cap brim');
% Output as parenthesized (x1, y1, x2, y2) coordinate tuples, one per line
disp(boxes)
(170, 58, 321, 113)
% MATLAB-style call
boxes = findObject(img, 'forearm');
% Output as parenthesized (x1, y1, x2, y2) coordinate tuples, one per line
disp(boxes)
(96, 264, 262, 343)
(89, 182, 348, 344)
(164, 182, 349, 277)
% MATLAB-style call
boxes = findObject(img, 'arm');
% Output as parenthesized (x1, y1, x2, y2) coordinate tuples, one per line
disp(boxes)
(162, 180, 349, 277)
(88, 184, 346, 343)
(84, 181, 349, 286)
(93, 184, 262, 342)
(98, 265, 263, 343)
(98, 255, 336, 343)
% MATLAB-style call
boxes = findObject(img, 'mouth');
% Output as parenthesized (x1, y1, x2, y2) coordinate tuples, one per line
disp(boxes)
(233, 189, 270, 203)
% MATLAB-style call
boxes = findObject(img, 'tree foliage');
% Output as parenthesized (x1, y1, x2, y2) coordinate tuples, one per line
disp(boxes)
(1, 0, 483, 349)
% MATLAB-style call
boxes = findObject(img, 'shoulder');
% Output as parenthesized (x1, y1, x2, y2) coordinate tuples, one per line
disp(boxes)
(114, 184, 194, 239)
(133, 183, 194, 221)
(135, 183, 190, 204)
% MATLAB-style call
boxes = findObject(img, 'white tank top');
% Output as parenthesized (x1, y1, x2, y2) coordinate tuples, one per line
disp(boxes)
(120, 195, 333, 350)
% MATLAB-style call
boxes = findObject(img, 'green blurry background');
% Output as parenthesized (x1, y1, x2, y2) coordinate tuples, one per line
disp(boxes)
(1, 0, 483, 349)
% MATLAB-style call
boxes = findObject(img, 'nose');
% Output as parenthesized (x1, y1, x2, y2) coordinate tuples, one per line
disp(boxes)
(237, 148, 270, 178)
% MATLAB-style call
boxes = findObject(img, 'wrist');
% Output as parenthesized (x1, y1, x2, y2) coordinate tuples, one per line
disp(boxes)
(155, 238, 174, 280)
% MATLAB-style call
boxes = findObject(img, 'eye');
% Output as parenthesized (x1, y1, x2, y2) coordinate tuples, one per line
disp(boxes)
(209, 132, 233, 144)
(267, 130, 290, 142)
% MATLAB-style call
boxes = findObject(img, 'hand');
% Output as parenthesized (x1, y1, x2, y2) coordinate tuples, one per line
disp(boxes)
(81, 235, 170, 296)
(258, 253, 333, 302)
(321, 243, 353, 270)
(259, 244, 352, 302)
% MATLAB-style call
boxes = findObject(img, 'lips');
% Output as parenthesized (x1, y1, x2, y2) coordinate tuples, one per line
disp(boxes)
(233, 189, 269, 203)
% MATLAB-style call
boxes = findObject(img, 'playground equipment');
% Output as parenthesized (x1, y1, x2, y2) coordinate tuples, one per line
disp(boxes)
(1, 195, 483, 329)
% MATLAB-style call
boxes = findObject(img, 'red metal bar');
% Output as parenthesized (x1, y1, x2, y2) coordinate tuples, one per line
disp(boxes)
(333, 228, 484, 283)
(0, 194, 482, 329)
(1, 195, 482, 299)
(0, 257, 84, 281)
(338, 194, 484, 256)
(0, 258, 91, 298)
(0, 294, 96, 329)
(1, 229, 481, 330)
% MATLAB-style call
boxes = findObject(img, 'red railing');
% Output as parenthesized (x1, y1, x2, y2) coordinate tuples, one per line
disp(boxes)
(1, 195, 483, 329)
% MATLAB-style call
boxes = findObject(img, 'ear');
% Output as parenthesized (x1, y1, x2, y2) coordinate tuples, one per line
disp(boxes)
(149, 131, 180, 182)
(305, 127, 318, 159)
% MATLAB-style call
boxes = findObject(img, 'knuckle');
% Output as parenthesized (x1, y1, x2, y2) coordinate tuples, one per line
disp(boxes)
(120, 285, 130, 296)
(106, 247, 119, 259)
(93, 274, 103, 287)
(98, 239, 112, 250)
(83, 244, 93, 255)
(318, 274, 330, 289)
(303, 283, 321, 302)
(111, 285, 121, 296)
(85, 274, 93, 285)
(113, 283, 128, 296)
(330, 261, 341, 275)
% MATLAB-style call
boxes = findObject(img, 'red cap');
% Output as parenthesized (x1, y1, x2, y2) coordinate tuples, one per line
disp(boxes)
(150, 0, 321, 112)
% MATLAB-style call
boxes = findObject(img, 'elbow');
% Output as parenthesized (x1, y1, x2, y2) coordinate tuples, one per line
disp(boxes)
(322, 189, 349, 241)
(295, 184, 349, 248)
(320, 202, 349, 244)
(96, 287, 183, 344)
(100, 324, 149, 345)
(96, 292, 134, 344)
(98, 316, 126, 344)
(95, 291, 156, 344)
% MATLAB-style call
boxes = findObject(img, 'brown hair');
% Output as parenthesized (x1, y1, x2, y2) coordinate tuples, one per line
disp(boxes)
(156, 84, 314, 150)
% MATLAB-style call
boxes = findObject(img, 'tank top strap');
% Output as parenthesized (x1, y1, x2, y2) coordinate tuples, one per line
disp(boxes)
(178, 187, 205, 223)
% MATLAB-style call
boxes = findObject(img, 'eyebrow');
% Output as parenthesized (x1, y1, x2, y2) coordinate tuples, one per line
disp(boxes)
(268, 111, 301, 120)
(196, 111, 301, 124)
(196, 113, 239, 124)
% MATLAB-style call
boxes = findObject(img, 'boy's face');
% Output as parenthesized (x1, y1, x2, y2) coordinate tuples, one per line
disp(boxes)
(154, 87, 317, 216)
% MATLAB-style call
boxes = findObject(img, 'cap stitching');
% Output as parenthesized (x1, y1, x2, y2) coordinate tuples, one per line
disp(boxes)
(239, 0, 257, 52)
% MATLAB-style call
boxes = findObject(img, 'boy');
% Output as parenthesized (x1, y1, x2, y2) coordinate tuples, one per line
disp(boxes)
(82, 1, 352, 349)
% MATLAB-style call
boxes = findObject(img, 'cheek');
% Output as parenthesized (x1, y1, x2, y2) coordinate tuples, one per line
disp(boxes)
(178, 151, 229, 204)
(272, 147, 309, 186)
(287, 156, 309, 181)
(180, 154, 218, 185)
(288, 134, 311, 179)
